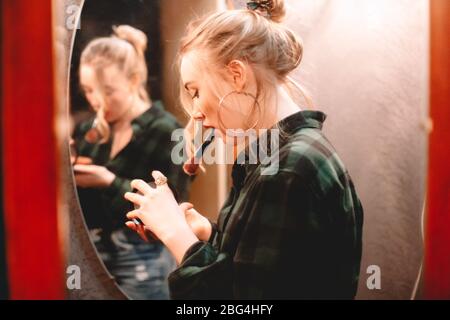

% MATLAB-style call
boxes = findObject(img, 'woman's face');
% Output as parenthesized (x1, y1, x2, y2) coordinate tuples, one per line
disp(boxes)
(80, 64, 135, 123)
(180, 51, 257, 140)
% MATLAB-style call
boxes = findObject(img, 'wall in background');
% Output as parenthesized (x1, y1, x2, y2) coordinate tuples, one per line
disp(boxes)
(70, 0, 163, 115)
(160, 0, 229, 220)
(285, 0, 429, 299)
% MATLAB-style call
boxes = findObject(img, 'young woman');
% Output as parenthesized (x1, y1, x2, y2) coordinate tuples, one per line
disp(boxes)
(124, 0, 364, 299)
(72, 25, 191, 300)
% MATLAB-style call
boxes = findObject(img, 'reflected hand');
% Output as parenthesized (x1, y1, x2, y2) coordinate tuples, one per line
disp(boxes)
(74, 164, 116, 188)
(70, 138, 94, 165)
(71, 156, 93, 166)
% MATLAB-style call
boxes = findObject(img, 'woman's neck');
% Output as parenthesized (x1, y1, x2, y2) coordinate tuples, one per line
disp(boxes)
(259, 85, 302, 130)
(112, 97, 151, 131)
(232, 85, 301, 161)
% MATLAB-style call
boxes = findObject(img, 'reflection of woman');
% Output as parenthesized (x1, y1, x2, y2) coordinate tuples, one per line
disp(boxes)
(124, 0, 364, 299)
(72, 25, 190, 300)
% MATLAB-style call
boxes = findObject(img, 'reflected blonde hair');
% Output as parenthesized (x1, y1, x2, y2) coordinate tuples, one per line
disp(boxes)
(178, 0, 313, 138)
(80, 25, 150, 143)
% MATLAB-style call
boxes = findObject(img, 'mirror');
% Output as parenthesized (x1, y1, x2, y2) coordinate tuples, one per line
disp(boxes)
(68, 0, 223, 300)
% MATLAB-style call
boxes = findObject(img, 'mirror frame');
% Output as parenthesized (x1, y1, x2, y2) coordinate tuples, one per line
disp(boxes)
(55, 0, 128, 299)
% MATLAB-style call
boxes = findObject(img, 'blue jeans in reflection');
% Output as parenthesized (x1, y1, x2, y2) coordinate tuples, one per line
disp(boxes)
(91, 228, 176, 300)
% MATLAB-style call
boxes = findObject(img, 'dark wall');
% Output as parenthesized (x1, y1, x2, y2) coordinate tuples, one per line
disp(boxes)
(70, 0, 162, 114)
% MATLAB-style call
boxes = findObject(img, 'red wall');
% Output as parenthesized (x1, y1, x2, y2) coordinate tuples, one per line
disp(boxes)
(1, 0, 64, 299)
(424, 0, 450, 299)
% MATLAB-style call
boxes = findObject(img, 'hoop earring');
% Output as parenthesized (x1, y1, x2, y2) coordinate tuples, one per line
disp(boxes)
(218, 90, 261, 132)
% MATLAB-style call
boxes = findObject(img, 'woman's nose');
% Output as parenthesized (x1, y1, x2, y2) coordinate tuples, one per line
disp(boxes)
(192, 112, 214, 128)
(86, 94, 100, 110)
(192, 111, 205, 122)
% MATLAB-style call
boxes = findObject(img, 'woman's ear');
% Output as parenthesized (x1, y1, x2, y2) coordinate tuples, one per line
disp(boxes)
(227, 60, 247, 92)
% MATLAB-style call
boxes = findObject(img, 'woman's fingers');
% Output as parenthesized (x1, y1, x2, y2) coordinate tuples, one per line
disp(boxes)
(73, 164, 95, 173)
(126, 209, 143, 220)
(75, 174, 92, 188)
(151, 170, 165, 180)
(124, 192, 146, 206)
(76, 156, 93, 165)
(130, 179, 153, 194)
(151, 171, 170, 191)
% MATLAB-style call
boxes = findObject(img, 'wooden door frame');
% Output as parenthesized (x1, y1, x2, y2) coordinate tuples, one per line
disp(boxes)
(1, 0, 64, 299)
(424, 0, 450, 299)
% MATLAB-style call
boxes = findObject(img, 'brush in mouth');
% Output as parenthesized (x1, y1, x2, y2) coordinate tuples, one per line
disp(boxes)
(183, 129, 215, 176)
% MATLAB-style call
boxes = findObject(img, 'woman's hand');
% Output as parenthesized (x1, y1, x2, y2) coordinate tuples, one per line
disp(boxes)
(73, 164, 116, 188)
(124, 171, 199, 264)
(126, 202, 212, 243)
(179, 202, 212, 242)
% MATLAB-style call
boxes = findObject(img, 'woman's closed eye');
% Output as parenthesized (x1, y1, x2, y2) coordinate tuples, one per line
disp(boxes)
(81, 86, 92, 96)
(191, 90, 199, 100)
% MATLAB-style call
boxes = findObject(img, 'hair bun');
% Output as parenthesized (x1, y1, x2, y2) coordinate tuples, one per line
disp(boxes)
(247, 0, 286, 23)
(112, 25, 148, 56)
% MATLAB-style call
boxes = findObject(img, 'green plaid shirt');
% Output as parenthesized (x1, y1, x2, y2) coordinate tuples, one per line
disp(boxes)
(168, 110, 364, 299)
(74, 101, 191, 232)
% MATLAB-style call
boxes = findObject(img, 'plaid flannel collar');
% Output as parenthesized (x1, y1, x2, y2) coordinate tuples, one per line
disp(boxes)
(231, 110, 328, 188)
(130, 100, 165, 141)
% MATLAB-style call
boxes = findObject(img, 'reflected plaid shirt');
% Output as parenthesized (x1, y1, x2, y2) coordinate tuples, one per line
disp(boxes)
(74, 101, 191, 231)
(168, 110, 364, 299)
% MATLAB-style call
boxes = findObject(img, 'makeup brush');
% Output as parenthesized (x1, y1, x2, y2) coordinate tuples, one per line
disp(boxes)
(84, 118, 102, 144)
(183, 129, 215, 176)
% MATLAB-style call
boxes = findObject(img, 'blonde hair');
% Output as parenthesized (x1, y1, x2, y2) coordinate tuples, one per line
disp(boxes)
(178, 0, 313, 135)
(80, 25, 150, 143)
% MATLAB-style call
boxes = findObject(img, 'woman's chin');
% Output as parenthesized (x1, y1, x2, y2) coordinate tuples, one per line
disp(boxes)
(219, 132, 237, 146)
(105, 115, 117, 123)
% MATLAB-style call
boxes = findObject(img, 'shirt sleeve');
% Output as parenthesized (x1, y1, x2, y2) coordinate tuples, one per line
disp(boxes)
(168, 170, 318, 299)
(101, 175, 134, 226)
